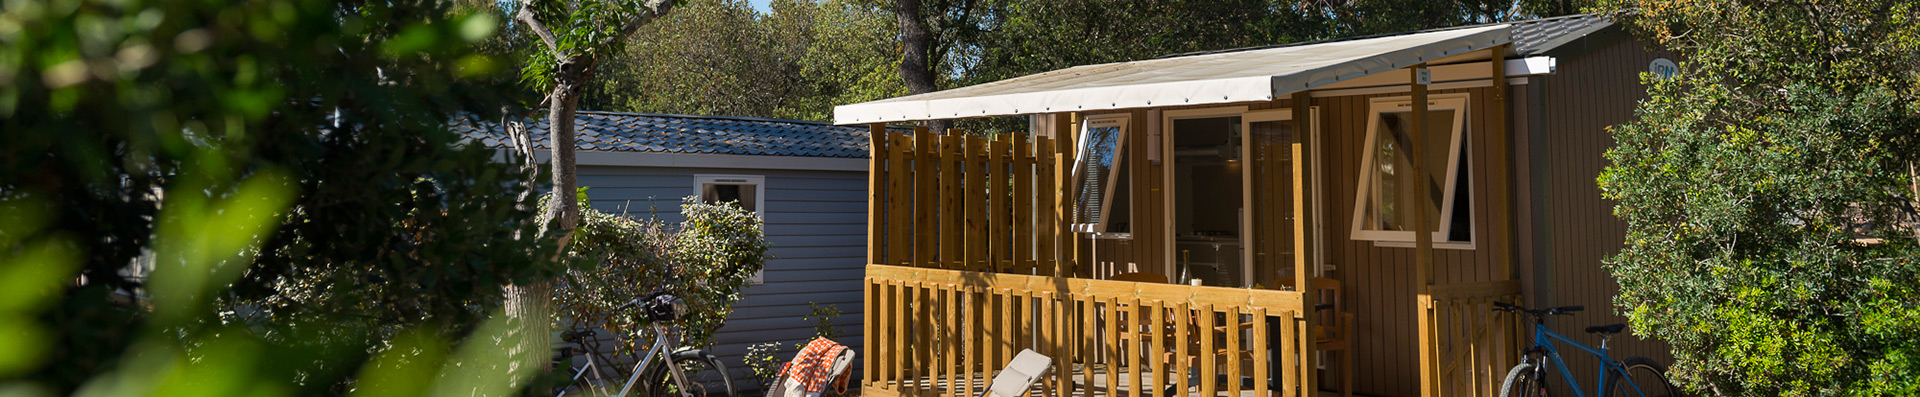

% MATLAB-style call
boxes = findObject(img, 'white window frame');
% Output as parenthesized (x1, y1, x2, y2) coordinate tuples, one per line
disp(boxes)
(1071, 114, 1132, 235)
(1348, 94, 1475, 247)
(695, 174, 767, 283)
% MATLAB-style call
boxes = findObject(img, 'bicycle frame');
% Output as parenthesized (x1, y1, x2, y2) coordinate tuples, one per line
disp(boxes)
(1523, 323, 1650, 397)
(613, 322, 695, 397)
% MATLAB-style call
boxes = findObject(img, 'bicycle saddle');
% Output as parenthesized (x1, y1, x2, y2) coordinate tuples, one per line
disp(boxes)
(1584, 323, 1626, 335)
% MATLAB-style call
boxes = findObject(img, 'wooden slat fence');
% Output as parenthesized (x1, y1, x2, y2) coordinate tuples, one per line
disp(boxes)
(865, 127, 1071, 276)
(1422, 280, 1525, 397)
(864, 264, 1313, 397)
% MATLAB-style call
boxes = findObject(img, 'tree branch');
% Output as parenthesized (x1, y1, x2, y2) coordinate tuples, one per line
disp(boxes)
(516, 0, 560, 52)
(598, 0, 681, 50)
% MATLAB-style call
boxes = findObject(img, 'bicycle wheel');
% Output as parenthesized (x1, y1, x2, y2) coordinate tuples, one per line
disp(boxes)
(1500, 362, 1547, 397)
(646, 351, 735, 397)
(1605, 357, 1679, 397)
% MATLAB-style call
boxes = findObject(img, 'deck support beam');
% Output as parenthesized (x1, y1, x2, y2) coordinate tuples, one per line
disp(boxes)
(1290, 90, 1319, 396)
(1410, 65, 1440, 397)
(1490, 43, 1515, 282)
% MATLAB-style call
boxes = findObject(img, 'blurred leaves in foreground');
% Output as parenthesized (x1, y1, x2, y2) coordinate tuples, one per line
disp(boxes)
(2, 0, 555, 394)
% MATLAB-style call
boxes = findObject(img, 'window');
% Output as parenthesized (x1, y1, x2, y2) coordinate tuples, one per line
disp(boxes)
(1071, 115, 1131, 235)
(696, 174, 766, 283)
(1349, 94, 1473, 245)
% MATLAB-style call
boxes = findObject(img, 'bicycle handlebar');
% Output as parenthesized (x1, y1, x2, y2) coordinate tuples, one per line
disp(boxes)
(617, 291, 690, 322)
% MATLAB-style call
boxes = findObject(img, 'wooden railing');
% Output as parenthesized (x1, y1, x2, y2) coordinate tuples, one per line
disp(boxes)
(865, 126, 1078, 276)
(1421, 280, 1525, 397)
(863, 264, 1314, 397)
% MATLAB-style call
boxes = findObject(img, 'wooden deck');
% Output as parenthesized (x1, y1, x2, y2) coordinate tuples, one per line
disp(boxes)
(862, 363, 1353, 397)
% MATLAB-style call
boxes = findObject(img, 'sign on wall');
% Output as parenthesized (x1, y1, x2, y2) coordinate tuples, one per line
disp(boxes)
(1649, 58, 1679, 80)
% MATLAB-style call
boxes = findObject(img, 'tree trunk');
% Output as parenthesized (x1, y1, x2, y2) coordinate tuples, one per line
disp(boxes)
(544, 59, 587, 240)
(894, 0, 950, 133)
(506, 56, 592, 382)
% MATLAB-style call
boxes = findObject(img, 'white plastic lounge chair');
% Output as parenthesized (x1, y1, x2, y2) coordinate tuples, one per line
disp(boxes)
(982, 349, 1053, 397)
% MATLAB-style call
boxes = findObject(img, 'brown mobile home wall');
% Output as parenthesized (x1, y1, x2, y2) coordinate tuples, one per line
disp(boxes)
(1517, 34, 1676, 396)
(1064, 84, 1516, 396)
(1046, 35, 1677, 394)
(1318, 85, 1512, 397)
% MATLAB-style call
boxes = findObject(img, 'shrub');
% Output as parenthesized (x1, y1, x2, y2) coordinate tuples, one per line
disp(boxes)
(556, 194, 771, 350)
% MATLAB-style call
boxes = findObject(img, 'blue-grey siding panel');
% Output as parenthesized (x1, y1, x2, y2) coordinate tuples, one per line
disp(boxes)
(574, 164, 867, 391)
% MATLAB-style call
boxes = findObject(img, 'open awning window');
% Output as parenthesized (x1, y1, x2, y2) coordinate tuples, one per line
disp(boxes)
(1071, 115, 1131, 234)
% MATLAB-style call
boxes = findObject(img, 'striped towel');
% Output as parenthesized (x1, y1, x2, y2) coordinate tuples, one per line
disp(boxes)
(769, 338, 853, 397)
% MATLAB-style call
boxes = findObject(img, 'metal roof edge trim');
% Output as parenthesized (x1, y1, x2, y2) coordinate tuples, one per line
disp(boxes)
(835, 25, 1511, 125)
(834, 75, 1274, 125)
(1274, 25, 1513, 98)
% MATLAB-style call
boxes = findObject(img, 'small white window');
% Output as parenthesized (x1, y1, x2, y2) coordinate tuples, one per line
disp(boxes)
(1349, 94, 1473, 245)
(696, 174, 766, 283)
(1071, 115, 1132, 234)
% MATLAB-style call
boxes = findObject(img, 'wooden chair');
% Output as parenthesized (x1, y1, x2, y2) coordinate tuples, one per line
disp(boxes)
(1109, 273, 1252, 393)
(1279, 277, 1354, 397)
(1109, 272, 1169, 366)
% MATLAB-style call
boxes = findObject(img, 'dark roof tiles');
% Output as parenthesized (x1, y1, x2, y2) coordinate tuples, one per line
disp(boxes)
(455, 111, 876, 159)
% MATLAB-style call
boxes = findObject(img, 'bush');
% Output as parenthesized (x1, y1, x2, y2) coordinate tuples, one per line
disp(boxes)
(555, 194, 771, 350)
(1597, 2, 1920, 393)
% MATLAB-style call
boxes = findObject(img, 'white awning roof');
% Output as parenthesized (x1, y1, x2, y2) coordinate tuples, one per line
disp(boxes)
(835, 24, 1513, 125)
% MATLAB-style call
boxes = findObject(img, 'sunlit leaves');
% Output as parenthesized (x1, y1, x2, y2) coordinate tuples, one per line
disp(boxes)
(1597, 1, 1920, 394)
(556, 195, 769, 350)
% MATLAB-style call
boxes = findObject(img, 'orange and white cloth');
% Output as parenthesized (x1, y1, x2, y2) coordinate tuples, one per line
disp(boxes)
(768, 338, 855, 397)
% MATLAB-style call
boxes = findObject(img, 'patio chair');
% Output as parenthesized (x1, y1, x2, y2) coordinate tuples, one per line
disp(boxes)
(983, 349, 1054, 397)
(1280, 277, 1355, 397)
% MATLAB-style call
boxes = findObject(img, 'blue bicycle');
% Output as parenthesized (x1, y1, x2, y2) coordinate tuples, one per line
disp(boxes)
(1494, 302, 1679, 397)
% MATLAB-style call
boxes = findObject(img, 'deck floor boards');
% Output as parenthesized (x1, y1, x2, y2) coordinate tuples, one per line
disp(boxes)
(864, 363, 1356, 397)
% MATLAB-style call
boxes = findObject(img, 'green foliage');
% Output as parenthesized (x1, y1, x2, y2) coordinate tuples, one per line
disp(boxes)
(584, 0, 904, 121)
(518, 0, 690, 93)
(555, 194, 770, 349)
(739, 302, 840, 391)
(743, 341, 787, 389)
(1597, 1, 1920, 395)
(0, 0, 552, 393)
(805, 302, 843, 340)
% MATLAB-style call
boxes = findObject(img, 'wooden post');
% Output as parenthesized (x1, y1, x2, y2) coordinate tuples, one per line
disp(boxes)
(894, 281, 910, 394)
(890, 133, 912, 266)
(1410, 65, 1441, 397)
(1290, 90, 1318, 396)
(942, 132, 962, 269)
(869, 124, 888, 265)
(966, 134, 988, 272)
(917, 127, 937, 268)
(1081, 298, 1096, 397)
(1487, 42, 1517, 397)
(1036, 136, 1056, 275)
(1054, 128, 1075, 278)
(1490, 44, 1515, 281)
(991, 134, 1011, 272)
(1015, 133, 1034, 274)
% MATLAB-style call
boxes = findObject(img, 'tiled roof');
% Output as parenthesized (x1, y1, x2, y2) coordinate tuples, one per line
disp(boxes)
(1157, 12, 1615, 60)
(454, 111, 874, 159)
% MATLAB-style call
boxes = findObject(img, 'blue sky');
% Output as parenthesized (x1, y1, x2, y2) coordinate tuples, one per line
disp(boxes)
(749, 0, 772, 12)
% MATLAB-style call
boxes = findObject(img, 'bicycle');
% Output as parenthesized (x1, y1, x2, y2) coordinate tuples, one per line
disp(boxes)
(1494, 302, 1680, 397)
(554, 292, 735, 397)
